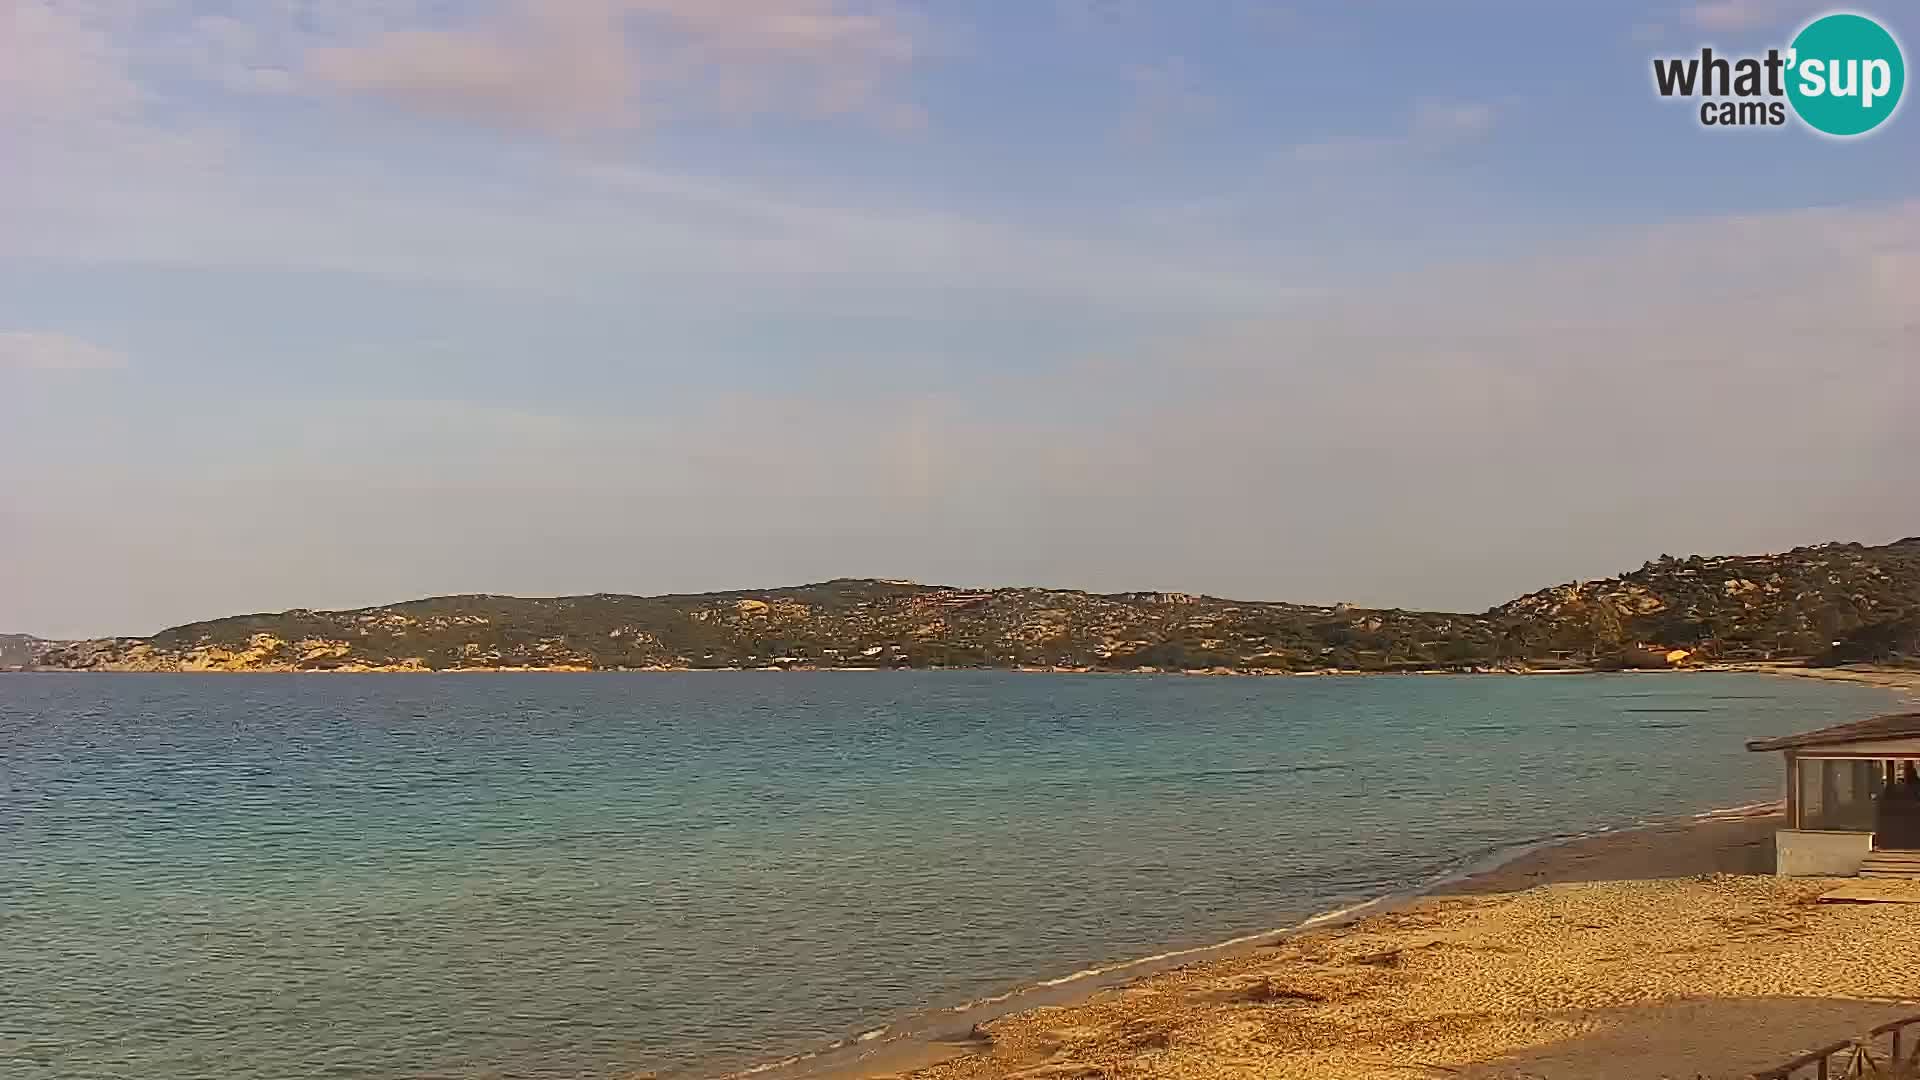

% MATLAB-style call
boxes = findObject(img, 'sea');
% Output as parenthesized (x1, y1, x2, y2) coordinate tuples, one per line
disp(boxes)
(0, 671, 1900, 1080)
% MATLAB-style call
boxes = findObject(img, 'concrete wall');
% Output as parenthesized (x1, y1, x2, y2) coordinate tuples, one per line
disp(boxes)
(1775, 829, 1874, 876)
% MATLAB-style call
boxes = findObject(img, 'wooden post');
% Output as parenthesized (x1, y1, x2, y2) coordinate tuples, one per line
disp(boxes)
(1785, 751, 1799, 830)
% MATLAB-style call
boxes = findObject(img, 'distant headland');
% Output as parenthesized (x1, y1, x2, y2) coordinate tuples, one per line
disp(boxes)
(14, 538, 1920, 675)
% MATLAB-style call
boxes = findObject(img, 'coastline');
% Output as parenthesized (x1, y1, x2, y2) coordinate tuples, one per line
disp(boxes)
(854, 809, 1917, 1080)
(1720, 662, 1920, 695)
(697, 806, 1842, 1080)
(18, 663, 1920, 692)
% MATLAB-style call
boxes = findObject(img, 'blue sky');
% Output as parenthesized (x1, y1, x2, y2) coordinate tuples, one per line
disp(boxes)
(3, 0, 1917, 637)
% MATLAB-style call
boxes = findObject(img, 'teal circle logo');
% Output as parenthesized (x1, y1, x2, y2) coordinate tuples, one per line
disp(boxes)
(1787, 13, 1905, 136)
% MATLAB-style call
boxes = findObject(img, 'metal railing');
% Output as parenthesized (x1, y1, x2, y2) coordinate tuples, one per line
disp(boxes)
(1753, 1015, 1920, 1080)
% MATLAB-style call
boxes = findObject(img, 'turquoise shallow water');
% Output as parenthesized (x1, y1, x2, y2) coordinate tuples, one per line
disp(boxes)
(0, 671, 1897, 1079)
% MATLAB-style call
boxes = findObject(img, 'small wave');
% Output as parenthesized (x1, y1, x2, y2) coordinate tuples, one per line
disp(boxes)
(946, 990, 1018, 1012)
(1201, 762, 1350, 778)
(855, 1027, 888, 1043)
(1024, 885, 1444, 993)
(1108, 762, 1352, 786)
(721, 1038, 845, 1077)
(1693, 800, 1782, 820)
(1034, 954, 1189, 988)
(962, 897, 1413, 1008)
(1294, 896, 1388, 929)
(947, 761, 1351, 800)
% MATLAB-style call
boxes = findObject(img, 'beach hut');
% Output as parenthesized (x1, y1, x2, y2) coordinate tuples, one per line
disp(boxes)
(1748, 711, 1920, 877)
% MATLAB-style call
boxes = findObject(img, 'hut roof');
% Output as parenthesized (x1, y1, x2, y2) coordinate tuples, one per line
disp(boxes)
(1747, 712, 1920, 753)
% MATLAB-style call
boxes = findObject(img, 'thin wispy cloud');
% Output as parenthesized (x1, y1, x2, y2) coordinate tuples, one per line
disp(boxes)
(305, 12, 644, 132)
(304, 0, 921, 132)
(3, 122, 1301, 312)
(0, 0, 142, 128)
(3, 0, 921, 135)
(0, 331, 127, 370)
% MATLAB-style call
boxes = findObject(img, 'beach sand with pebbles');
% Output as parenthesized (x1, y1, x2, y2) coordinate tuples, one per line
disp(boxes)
(875, 815, 1920, 1080)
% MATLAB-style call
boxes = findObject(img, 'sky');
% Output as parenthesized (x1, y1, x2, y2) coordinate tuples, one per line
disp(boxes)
(3, 0, 1917, 638)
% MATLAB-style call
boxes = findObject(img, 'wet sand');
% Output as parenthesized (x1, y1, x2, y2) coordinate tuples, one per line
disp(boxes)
(858, 814, 1920, 1080)
(1428, 811, 1781, 894)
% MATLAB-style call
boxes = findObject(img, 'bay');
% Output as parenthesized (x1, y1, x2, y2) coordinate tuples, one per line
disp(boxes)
(0, 671, 1894, 1079)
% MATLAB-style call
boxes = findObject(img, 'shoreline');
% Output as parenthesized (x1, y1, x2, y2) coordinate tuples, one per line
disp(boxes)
(16, 663, 1920, 692)
(1724, 662, 1920, 695)
(866, 807, 1917, 1080)
(692, 804, 1811, 1080)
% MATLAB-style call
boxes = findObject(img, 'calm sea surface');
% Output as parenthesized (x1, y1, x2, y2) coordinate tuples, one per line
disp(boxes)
(0, 672, 1897, 1079)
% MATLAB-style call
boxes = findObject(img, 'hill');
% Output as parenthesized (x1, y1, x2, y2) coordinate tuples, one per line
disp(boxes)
(25, 538, 1920, 674)
(1493, 538, 1920, 667)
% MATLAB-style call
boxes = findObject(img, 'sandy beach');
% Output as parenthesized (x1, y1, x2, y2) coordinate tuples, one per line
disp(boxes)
(865, 814, 1920, 1080)
(1743, 664, 1920, 698)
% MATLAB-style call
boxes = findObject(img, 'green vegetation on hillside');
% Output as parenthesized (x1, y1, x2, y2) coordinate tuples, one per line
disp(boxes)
(27, 538, 1920, 673)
